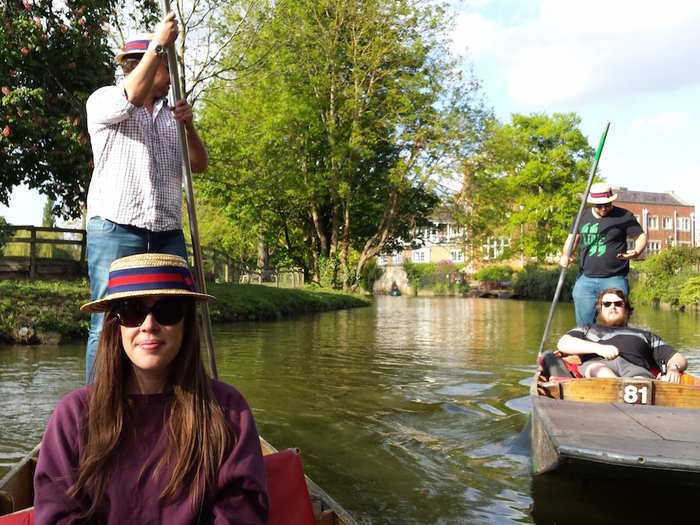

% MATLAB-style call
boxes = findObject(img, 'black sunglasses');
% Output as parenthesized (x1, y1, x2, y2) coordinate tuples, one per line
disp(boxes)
(594, 203, 612, 209)
(601, 300, 624, 308)
(114, 298, 187, 327)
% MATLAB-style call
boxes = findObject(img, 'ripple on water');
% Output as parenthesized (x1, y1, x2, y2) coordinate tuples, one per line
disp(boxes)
(437, 382, 495, 396)
(505, 395, 532, 415)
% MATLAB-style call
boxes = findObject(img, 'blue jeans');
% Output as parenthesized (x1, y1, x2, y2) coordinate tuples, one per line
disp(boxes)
(86, 218, 187, 383)
(572, 273, 629, 327)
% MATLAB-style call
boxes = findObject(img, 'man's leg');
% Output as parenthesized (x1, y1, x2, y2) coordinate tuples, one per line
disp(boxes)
(580, 357, 618, 378)
(603, 275, 629, 297)
(151, 229, 188, 259)
(572, 274, 598, 326)
(85, 219, 147, 383)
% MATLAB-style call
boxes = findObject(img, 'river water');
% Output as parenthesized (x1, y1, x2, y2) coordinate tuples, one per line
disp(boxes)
(1, 296, 699, 523)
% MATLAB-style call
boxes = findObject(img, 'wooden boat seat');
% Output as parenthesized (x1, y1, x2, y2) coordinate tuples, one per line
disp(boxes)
(264, 448, 316, 525)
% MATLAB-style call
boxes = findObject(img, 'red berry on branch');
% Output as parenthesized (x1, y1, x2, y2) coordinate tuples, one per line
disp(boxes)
(60, 24, 68, 33)
(1, 86, 9, 96)
(68, 62, 76, 70)
(2, 126, 10, 138)
(23, 1, 32, 11)
(21, 47, 29, 56)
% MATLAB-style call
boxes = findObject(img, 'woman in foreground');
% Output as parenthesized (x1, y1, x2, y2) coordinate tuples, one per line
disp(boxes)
(34, 253, 269, 524)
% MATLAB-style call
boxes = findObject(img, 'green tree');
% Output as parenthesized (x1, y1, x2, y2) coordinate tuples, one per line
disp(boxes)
(462, 113, 593, 262)
(1, 0, 118, 218)
(199, 0, 485, 288)
(0, 216, 11, 254)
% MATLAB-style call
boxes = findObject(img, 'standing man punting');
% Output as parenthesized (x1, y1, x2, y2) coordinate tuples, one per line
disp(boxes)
(560, 182, 647, 327)
(84, 12, 208, 381)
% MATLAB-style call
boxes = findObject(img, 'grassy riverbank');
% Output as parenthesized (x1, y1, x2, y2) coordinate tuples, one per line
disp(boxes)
(0, 279, 370, 345)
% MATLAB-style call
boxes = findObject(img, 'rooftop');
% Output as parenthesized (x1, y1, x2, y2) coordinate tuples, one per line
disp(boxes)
(614, 187, 692, 207)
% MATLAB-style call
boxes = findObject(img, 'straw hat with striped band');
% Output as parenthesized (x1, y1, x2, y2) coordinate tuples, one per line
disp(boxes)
(81, 253, 215, 313)
(115, 33, 155, 64)
(587, 182, 618, 204)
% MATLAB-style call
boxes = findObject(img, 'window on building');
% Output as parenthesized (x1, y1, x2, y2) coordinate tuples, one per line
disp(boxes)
(647, 216, 658, 230)
(662, 217, 673, 230)
(429, 227, 439, 243)
(677, 217, 690, 232)
(412, 249, 428, 263)
(482, 237, 510, 260)
(394, 252, 403, 264)
(450, 249, 464, 263)
(646, 241, 661, 254)
(377, 254, 387, 266)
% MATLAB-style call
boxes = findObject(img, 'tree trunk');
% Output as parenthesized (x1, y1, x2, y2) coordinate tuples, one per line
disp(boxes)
(341, 201, 351, 289)
(311, 203, 329, 256)
(329, 201, 339, 256)
(311, 240, 320, 284)
(257, 238, 269, 271)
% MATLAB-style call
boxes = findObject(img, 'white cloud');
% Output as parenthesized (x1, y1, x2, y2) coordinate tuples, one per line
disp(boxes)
(452, 0, 700, 108)
(629, 111, 690, 132)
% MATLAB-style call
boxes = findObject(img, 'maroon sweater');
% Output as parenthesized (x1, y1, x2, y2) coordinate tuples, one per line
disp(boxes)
(34, 380, 269, 524)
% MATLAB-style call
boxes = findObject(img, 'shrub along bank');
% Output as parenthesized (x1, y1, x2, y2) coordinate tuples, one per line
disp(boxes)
(511, 247, 700, 310)
(630, 246, 700, 309)
(512, 264, 578, 301)
(0, 280, 370, 345)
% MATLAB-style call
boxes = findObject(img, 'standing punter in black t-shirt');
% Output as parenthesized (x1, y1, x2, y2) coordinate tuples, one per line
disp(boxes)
(560, 182, 647, 326)
(557, 288, 687, 383)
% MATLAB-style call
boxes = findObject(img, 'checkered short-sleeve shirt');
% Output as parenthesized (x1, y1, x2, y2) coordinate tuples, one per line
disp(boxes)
(86, 84, 183, 232)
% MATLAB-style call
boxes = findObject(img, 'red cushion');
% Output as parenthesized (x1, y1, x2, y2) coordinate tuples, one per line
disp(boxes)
(264, 449, 315, 525)
(0, 509, 34, 525)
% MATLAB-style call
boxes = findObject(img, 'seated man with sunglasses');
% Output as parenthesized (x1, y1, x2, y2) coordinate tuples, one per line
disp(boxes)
(560, 182, 647, 327)
(556, 288, 687, 383)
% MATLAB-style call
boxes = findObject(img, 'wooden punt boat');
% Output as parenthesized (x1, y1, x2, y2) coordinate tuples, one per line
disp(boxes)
(530, 372, 700, 486)
(0, 438, 356, 524)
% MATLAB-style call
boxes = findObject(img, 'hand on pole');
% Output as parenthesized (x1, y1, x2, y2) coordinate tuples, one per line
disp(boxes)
(153, 11, 178, 47)
(559, 254, 574, 268)
(170, 99, 194, 127)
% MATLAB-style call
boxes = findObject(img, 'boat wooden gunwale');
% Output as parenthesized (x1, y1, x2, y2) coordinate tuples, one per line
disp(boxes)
(0, 439, 356, 524)
(530, 371, 700, 486)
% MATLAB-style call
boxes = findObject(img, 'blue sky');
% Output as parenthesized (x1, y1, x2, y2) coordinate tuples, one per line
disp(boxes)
(2, 0, 699, 226)
(450, 0, 700, 215)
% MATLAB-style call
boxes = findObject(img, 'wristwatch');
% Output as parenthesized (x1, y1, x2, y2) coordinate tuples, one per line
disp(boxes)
(149, 40, 167, 56)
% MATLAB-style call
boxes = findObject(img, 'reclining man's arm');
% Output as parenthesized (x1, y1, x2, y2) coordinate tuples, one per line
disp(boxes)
(557, 334, 619, 360)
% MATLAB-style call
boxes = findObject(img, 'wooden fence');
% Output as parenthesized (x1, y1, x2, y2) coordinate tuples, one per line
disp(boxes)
(0, 225, 86, 279)
(0, 225, 304, 287)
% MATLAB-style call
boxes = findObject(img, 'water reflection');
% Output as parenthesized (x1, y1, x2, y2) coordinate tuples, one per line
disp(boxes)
(531, 474, 696, 524)
(1, 297, 699, 524)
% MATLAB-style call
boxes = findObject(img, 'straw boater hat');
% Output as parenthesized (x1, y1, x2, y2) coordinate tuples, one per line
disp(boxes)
(587, 182, 618, 205)
(81, 253, 215, 313)
(115, 33, 155, 64)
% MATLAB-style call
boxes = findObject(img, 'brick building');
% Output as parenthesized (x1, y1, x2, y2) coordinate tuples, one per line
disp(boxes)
(614, 188, 695, 255)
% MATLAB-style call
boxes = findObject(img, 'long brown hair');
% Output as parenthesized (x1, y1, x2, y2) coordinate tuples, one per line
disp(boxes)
(68, 301, 232, 517)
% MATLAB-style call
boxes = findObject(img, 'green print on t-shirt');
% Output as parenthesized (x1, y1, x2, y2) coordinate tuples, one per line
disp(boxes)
(581, 222, 606, 256)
